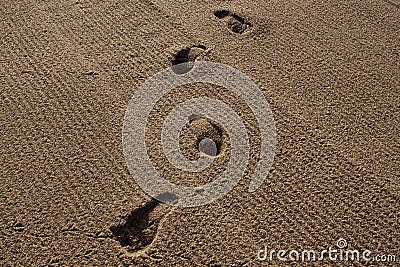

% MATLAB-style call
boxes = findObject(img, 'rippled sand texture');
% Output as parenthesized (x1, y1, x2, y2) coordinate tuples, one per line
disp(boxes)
(1, 0, 399, 266)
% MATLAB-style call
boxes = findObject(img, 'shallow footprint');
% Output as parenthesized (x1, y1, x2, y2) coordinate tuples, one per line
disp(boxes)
(214, 10, 251, 34)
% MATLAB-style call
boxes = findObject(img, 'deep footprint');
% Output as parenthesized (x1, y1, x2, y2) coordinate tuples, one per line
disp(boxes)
(214, 10, 251, 34)
(171, 45, 206, 74)
(110, 194, 175, 253)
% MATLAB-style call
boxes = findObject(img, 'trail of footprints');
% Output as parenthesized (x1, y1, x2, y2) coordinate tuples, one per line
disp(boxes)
(110, 119, 226, 254)
(111, 8, 253, 256)
(169, 9, 252, 74)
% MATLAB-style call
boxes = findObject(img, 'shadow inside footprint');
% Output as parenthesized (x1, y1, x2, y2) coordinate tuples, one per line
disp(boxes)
(214, 10, 251, 34)
(171, 45, 206, 74)
(110, 193, 177, 253)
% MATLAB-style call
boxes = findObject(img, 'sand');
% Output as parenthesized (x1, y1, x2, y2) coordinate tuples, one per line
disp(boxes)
(1, 0, 399, 266)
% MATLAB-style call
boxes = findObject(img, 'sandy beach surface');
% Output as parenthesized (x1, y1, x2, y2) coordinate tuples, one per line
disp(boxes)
(1, 0, 399, 266)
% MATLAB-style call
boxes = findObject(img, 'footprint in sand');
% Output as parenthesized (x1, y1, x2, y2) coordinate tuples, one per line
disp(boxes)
(171, 45, 206, 74)
(214, 10, 252, 34)
(109, 193, 177, 254)
(180, 117, 227, 159)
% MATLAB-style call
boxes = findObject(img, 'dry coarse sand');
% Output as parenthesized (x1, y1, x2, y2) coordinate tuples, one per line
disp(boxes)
(1, 0, 399, 266)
